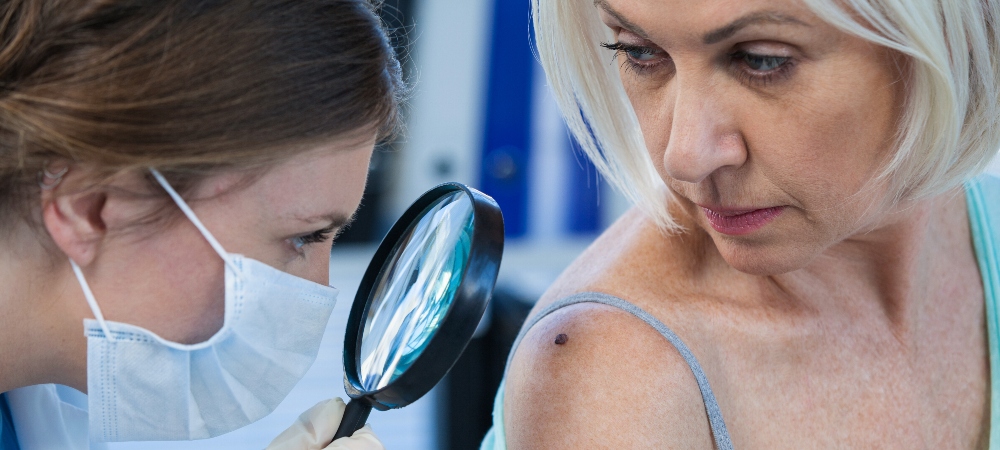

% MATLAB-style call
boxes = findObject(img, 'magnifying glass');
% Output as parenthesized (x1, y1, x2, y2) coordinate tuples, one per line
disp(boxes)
(332, 182, 504, 441)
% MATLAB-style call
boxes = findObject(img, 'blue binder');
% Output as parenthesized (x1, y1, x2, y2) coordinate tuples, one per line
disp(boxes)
(478, 0, 534, 238)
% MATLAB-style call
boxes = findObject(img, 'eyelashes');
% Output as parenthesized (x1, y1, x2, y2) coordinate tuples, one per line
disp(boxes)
(728, 50, 794, 87)
(600, 41, 795, 86)
(600, 41, 660, 60)
(289, 225, 337, 251)
(600, 41, 667, 74)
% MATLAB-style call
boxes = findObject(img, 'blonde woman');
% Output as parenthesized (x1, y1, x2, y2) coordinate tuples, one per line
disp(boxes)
(484, 0, 1000, 448)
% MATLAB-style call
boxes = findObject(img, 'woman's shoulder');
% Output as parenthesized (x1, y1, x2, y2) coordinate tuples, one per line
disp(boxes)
(502, 297, 716, 448)
(527, 206, 728, 360)
(501, 208, 724, 448)
(538, 207, 706, 306)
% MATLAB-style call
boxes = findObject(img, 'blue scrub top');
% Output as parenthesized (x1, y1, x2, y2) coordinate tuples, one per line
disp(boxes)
(0, 393, 20, 450)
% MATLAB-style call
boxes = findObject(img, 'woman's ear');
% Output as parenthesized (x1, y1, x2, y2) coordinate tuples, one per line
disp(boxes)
(42, 185, 109, 267)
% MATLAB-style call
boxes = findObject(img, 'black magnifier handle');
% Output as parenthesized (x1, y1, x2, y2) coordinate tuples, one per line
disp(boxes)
(332, 399, 373, 442)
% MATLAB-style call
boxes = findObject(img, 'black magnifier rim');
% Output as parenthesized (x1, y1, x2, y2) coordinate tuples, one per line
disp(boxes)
(342, 182, 504, 410)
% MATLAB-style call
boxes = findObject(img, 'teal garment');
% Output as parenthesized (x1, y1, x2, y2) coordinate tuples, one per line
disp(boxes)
(482, 174, 1000, 449)
(968, 174, 1000, 448)
(480, 384, 505, 450)
(0, 394, 20, 450)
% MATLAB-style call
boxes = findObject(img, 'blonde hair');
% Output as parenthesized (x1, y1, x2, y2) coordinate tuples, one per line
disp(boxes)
(532, 0, 1000, 231)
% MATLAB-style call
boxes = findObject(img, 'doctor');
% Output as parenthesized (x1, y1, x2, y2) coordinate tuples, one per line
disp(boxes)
(0, 0, 400, 448)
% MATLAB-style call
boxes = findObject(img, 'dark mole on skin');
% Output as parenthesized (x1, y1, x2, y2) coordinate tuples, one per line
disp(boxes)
(554, 333, 568, 345)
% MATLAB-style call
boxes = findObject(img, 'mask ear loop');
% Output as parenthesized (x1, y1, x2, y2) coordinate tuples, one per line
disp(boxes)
(68, 169, 242, 342)
(149, 168, 241, 275)
(70, 259, 115, 341)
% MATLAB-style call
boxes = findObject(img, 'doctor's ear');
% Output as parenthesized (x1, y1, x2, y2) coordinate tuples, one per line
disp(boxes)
(42, 168, 172, 266)
(41, 170, 110, 267)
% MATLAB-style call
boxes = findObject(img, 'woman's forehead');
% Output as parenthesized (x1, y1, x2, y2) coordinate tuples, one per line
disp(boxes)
(596, 0, 820, 43)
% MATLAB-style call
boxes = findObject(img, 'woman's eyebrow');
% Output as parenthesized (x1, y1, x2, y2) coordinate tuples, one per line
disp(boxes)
(593, 1, 809, 45)
(702, 12, 811, 45)
(594, 0, 650, 39)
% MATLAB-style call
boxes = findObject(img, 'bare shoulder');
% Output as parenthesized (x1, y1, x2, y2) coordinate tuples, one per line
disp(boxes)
(539, 206, 708, 307)
(503, 300, 715, 449)
(501, 207, 725, 448)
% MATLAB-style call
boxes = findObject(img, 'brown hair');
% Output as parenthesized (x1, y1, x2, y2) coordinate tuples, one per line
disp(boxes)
(0, 0, 404, 225)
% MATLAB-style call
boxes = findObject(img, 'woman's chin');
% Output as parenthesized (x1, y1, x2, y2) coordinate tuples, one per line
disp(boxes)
(714, 239, 820, 276)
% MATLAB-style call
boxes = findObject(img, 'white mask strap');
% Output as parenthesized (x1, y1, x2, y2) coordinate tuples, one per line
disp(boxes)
(70, 259, 114, 341)
(149, 168, 239, 273)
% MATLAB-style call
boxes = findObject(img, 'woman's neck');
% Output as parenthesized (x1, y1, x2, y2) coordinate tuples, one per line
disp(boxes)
(771, 189, 981, 334)
(0, 221, 89, 393)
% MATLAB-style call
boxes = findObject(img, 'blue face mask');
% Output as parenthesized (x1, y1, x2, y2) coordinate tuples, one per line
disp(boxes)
(70, 169, 339, 442)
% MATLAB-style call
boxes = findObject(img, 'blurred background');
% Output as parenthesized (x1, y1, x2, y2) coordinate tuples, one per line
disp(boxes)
(109, 0, 1000, 449)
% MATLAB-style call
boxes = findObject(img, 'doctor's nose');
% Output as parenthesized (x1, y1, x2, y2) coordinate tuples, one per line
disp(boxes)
(661, 86, 747, 184)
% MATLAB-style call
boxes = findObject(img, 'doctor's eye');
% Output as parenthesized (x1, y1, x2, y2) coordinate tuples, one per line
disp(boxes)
(289, 227, 335, 251)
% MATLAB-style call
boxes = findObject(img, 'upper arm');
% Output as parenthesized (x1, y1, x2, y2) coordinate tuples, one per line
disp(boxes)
(502, 303, 715, 449)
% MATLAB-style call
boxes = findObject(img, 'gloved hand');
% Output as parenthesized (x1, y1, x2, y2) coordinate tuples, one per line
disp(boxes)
(266, 398, 384, 450)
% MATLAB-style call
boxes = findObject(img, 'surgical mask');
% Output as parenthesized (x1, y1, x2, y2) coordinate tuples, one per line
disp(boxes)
(71, 168, 339, 442)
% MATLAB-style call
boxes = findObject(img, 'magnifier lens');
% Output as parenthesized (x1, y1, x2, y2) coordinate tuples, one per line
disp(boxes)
(358, 192, 475, 391)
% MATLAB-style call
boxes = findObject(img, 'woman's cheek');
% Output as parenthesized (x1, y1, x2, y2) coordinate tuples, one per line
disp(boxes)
(624, 88, 672, 172)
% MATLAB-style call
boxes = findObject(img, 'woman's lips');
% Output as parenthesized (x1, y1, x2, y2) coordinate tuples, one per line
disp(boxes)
(700, 205, 785, 235)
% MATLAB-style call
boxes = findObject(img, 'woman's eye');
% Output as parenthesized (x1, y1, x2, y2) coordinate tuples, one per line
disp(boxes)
(625, 47, 658, 62)
(738, 52, 789, 72)
(729, 50, 795, 87)
(600, 41, 666, 70)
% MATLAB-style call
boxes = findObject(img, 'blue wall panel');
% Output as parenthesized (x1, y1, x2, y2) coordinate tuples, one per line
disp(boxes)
(478, 0, 535, 238)
(565, 138, 601, 234)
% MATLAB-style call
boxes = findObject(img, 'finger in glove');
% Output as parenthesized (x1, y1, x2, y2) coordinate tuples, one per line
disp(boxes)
(324, 425, 384, 450)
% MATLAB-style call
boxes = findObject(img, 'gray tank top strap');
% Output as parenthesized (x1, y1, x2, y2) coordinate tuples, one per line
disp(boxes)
(504, 291, 734, 450)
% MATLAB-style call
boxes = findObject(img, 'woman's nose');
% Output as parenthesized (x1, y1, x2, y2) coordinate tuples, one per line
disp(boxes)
(661, 85, 747, 184)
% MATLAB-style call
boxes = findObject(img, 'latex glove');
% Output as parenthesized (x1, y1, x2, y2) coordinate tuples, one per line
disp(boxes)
(267, 398, 384, 450)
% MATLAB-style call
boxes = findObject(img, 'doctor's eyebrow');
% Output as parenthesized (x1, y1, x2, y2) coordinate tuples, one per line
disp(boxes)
(593, 0, 811, 45)
(296, 213, 355, 230)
